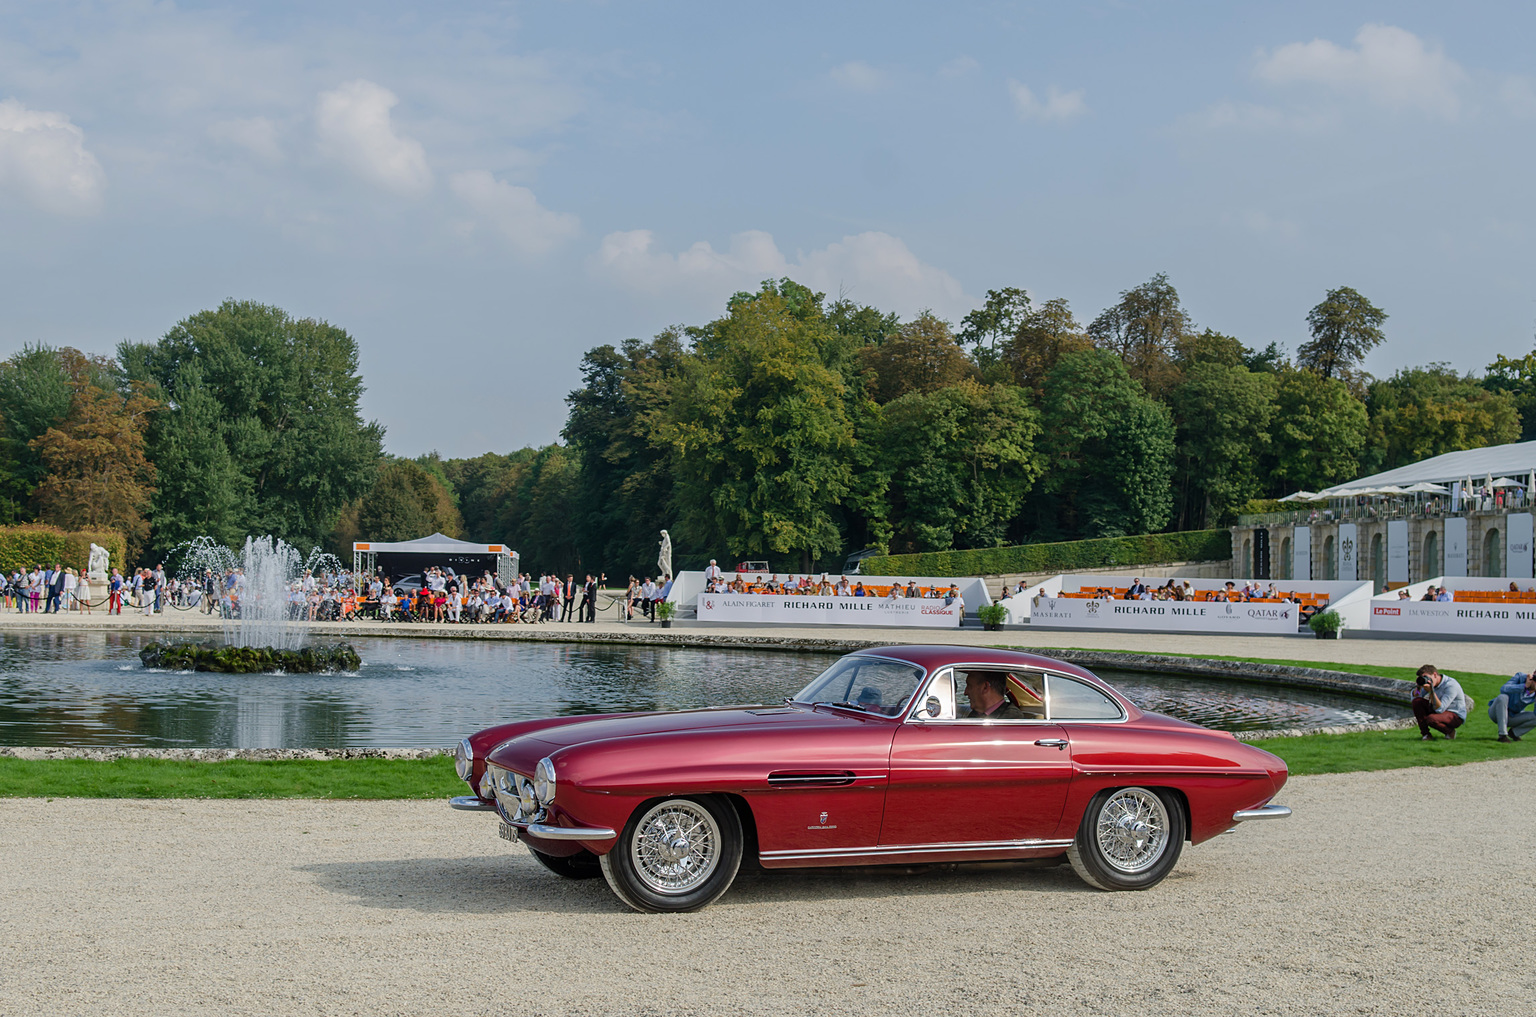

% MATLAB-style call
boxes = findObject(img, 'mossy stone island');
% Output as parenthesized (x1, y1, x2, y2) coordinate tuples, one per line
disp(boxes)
(140, 641, 362, 674)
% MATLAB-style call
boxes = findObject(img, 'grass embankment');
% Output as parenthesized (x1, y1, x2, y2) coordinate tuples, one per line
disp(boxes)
(1086, 650, 1535, 777)
(0, 756, 462, 799)
(1, 656, 1530, 798)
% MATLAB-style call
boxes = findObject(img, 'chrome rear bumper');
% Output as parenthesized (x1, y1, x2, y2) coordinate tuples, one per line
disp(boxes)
(450, 795, 497, 812)
(1232, 804, 1292, 822)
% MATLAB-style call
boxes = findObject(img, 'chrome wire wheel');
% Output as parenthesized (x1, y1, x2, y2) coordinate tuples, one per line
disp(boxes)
(629, 799, 722, 895)
(1093, 787, 1169, 874)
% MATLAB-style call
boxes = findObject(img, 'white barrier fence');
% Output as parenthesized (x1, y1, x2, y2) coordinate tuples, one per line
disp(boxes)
(1002, 574, 1375, 635)
(695, 593, 963, 627)
(1370, 576, 1536, 637)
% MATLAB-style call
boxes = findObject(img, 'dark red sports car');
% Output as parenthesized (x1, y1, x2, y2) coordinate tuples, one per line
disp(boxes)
(451, 645, 1291, 912)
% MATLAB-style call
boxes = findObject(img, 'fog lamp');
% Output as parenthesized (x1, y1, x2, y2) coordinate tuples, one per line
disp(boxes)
(518, 777, 538, 816)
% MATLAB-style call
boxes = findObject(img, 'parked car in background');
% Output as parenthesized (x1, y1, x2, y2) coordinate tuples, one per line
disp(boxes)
(733, 561, 769, 574)
(450, 645, 1291, 912)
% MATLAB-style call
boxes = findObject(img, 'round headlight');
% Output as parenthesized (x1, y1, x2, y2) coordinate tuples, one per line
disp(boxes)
(454, 738, 473, 781)
(533, 757, 557, 805)
(518, 777, 538, 816)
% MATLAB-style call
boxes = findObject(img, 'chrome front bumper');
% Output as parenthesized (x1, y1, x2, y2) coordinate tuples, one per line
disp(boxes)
(450, 795, 497, 812)
(523, 822, 617, 841)
(1232, 804, 1292, 822)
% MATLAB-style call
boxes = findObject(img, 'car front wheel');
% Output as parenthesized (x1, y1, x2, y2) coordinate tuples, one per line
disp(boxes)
(1067, 786, 1185, 891)
(599, 796, 743, 912)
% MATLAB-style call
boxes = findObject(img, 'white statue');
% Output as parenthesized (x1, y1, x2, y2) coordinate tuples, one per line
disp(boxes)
(88, 542, 110, 581)
(657, 529, 673, 579)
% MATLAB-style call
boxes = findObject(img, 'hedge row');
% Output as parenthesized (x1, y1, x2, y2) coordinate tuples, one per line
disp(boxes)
(858, 529, 1233, 578)
(0, 525, 128, 576)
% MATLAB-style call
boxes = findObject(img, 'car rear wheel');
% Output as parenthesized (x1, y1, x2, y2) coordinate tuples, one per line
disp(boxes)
(1067, 786, 1185, 891)
(599, 796, 743, 913)
(529, 847, 602, 880)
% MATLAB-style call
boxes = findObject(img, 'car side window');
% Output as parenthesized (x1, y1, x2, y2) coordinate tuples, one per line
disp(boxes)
(1046, 674, 1124, 720)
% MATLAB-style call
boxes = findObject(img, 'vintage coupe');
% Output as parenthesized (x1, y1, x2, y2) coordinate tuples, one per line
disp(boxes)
(450, 646, 1291, 912)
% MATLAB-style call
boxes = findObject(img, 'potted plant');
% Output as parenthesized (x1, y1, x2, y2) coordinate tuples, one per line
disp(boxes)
(656, 600, 676, 628)
(977, 603, 1007, 632)
(1308, 609, 1342, 640)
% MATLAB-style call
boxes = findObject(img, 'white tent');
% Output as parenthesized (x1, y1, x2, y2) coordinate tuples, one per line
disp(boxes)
(1319, 439, 1536, 496)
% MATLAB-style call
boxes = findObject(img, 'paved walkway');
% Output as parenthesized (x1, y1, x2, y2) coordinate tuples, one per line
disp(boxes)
(4, 759, 1532, 1016)
(1, 607, 1525, 675)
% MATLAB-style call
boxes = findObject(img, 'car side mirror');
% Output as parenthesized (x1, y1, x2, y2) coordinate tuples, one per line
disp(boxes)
(919, 696, 942, 719)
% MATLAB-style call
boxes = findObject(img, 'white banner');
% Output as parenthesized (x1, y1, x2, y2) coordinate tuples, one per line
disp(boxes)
(1509, 513, 1534, 579)
(1338, 523, 1358, 581)
(696, 593, 962, 627)
(1388, 519, 1409, 584)
(1293, 526, 1310, 582)
(1371, 600, 1536, 637)
(1444, 517, 1468, 577)
(1028, 597, 1299, 634)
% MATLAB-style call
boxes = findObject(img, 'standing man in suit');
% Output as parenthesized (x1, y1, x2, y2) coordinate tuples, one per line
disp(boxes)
(561, 575, 577, 622)
(47, 564, 66, 613)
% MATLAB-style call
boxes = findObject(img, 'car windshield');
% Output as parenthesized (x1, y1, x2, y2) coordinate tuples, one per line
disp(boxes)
(791, 656, 925, 717)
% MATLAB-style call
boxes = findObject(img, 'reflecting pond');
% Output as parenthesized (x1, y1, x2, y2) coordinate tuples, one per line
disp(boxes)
(0, 633, 1400, 748)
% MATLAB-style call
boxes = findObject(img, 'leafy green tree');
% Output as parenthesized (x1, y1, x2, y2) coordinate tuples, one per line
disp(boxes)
(876, 381, 1042, 552)
(1297, 286, 1387, 379)
(1087, 273, 1192, 397)
(353, 459, 463, 543)
(1484, 350, 1536, 440)
(488, 445, 581, 575)
(120, 300, 384, 551)
(0, 343, 73, 519)
(1367, 365, 1520, 471)
(958, 287, 1032, 369)
(1265, 368, 1370, 493)
(656, 288, 854, 571)
(145, 362, 247, 554)
(1171, 363, 1277, 528)
(999, 297, 1091, 397)
(1037, 349, 1176, 538)
(859, 310, 977, 403)
(562, 330, 688, 575)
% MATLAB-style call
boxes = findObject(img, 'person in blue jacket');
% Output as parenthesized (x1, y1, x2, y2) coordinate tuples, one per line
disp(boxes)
(1489, 671, 1536, 743)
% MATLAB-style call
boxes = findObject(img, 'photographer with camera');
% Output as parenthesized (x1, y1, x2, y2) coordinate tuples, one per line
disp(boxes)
(1412, 665, 1468, 741)
(1489, 671, 1536, 743)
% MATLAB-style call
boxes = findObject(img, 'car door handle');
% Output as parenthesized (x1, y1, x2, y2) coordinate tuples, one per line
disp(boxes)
(1034, 738, 1068, 748)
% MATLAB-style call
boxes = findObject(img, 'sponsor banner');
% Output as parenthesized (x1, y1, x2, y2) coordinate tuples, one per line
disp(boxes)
(1509, 513, 1534, 580)
(1371, 600, 1536, 637)
(1388, 519, 1409, 584)
(696, 594, 961, 627)
(1444, 517, 1468, 577)
(1339, 523, 1358, 582)
(1028, 597, 1298, 634)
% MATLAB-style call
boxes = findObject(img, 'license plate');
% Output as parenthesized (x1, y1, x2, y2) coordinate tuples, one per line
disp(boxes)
(498, 822, 519, 843)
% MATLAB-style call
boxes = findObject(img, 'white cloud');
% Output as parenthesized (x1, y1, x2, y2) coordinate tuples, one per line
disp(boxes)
(1008, 81, 1087, 122)
(208, 116, 282, 162)
(0, 99, 105, 214)
(593, 229, 971, 319)
(1187, 100, 1337, 133)
(1254, 24, 1466, 117)
(448, 170, 579, 256)
(315, 80, 432, 195)
(829, 61, 886, 93)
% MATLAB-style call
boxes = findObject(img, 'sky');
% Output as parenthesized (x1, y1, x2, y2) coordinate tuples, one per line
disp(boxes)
(2, 1, 1534, 457)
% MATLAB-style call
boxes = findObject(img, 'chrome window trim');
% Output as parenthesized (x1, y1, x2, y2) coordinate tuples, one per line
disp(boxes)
(900, 663, 1132, 726)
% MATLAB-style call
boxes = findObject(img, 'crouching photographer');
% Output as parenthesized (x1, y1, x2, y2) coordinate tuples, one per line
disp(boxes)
(1489, 671, 1536, 743)
(1412, 665, 1468, 741)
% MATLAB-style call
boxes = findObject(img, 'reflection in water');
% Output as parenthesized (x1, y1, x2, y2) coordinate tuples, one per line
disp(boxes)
(0, 634, 1399, 748)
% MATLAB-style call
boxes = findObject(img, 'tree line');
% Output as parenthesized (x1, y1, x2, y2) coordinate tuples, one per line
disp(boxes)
(1, 282, 1534, 575)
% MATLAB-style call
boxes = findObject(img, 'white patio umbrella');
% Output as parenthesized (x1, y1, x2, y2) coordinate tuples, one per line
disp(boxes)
(1491, 477, 1526, 488)
(1372, 485, 1408, 496)
(1405, 482, 1450, 494)
(1278, 491, 1322, 502)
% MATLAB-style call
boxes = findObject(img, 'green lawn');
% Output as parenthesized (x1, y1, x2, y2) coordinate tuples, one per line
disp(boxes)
(0, 756, 463, 799)
(0, 654, 1529, 798)
(1028, 647, 1535, 776)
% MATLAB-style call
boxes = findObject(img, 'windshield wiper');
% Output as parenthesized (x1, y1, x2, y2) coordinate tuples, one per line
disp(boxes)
(816, 700, 870, 712)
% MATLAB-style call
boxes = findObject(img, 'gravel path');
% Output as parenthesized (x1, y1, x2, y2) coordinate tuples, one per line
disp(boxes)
(4, 759, 1531, 1016)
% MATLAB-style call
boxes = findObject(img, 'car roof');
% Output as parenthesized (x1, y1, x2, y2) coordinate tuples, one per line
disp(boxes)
(850, 644, 1104, 684)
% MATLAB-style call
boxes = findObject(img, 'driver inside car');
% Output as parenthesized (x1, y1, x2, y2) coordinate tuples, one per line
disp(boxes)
(963, 672, 1026, 720)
